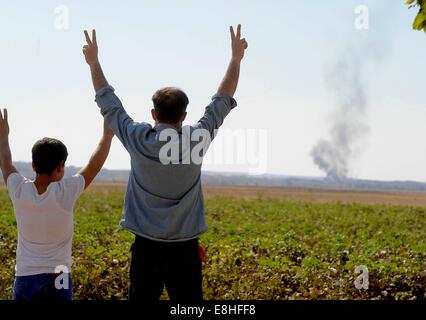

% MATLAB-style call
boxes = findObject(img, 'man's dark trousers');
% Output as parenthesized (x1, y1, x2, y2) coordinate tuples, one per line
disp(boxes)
(129, 235, 203, 301)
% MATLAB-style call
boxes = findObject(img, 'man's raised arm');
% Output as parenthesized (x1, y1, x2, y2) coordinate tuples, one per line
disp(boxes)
(217, 24, 248, 97)
(0, 109, 18, 184)
(82, 29, 141, 152)
(196, 24, 248, 135)
(83, 30, 109, 93)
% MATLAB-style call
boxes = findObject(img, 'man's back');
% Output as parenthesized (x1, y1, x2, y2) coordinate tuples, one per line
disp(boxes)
(96, 86, 237, 241)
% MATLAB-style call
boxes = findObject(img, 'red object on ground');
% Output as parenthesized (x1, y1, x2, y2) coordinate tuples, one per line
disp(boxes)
(198, 244, 206, 262)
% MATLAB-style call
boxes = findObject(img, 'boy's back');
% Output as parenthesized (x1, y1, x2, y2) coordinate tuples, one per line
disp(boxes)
(7, 173, 84, 276)
(0, 113, 114, 300)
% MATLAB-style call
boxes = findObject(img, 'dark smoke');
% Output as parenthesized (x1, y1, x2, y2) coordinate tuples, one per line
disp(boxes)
(311, 48, 370, 181)
(311, 0, 395, 181)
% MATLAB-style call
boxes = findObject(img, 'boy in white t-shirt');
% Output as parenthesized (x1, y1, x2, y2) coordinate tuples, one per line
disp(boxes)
(0, 108, 114, 300)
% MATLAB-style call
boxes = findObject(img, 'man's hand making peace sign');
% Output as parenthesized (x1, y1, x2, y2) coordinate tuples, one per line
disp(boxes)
(230, 24, 248, 62)
(83, 30, 99, 66)
(82, 29, 108, 92)
(216, 24, 248, 97)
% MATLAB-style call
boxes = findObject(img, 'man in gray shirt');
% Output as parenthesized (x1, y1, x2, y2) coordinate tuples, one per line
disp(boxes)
(82, 25, 248, 301)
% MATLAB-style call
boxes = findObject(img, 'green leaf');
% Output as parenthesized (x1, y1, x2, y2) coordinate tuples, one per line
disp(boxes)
(407, 0, 426, 31)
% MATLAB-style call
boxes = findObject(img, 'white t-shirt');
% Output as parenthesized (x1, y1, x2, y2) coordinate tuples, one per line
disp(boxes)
(7, 173, 85, 276)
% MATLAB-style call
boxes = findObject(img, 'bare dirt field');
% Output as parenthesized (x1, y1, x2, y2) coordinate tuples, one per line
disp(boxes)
(72, 182, 426, 208)
(2, 181, 426, 207)
(202, 185, 426, 207)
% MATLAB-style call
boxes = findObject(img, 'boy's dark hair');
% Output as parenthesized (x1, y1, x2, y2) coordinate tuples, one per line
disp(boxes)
(152, 87, 189, 123)
(32, 138, 68, 174)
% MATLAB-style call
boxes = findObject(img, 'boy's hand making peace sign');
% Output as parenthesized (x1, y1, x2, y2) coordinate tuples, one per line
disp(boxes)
(0, 108, 9, 138)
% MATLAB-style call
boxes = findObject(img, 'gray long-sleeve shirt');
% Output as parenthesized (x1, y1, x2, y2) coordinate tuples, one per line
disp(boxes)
(95, 85, 237, 241)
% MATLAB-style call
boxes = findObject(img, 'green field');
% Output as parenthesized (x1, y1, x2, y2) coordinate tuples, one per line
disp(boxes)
(0, 189, 425, 300)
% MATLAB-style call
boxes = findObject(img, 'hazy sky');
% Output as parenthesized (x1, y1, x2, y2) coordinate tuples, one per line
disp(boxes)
(1, 0, 426, 181)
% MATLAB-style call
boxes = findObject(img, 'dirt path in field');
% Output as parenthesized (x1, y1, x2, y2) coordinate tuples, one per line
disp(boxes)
(2, 182, 426, 207)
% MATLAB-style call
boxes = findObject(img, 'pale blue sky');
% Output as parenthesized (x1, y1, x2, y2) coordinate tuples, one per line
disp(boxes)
(1, 0, 425, 181)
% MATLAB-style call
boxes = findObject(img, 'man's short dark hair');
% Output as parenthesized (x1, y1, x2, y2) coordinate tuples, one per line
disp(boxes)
(32, 138, 68, 175)
(152, 87, 189, 123)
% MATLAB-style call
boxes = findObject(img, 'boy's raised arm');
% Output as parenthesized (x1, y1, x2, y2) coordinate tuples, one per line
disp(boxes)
(0, 109, 18, 184)
(78, 119, 114, 189)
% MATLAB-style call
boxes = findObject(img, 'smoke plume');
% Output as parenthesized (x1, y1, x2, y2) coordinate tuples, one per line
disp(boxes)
(311, 47, 371, 181)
